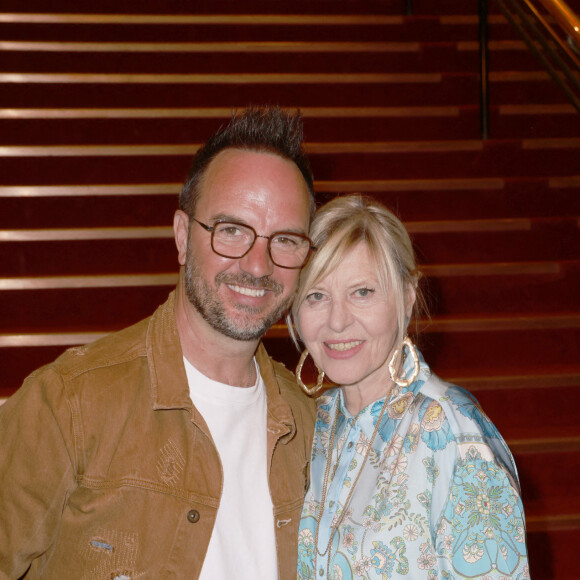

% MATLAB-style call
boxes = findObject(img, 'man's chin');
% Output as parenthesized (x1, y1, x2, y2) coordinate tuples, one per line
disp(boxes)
(216, 319, 270, 342)
(223, 311, 278, 339)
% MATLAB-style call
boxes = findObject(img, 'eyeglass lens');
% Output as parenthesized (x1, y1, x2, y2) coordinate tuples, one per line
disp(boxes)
(212, 222, 310, 268)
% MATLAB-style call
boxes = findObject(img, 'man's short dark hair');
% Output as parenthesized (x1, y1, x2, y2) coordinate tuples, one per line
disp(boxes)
(179, 106, 315, 220)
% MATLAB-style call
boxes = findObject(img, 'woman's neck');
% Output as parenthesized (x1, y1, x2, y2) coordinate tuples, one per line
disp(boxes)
(341, 379, 395, 416)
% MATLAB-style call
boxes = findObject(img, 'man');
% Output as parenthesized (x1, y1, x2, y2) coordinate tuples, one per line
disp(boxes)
(0, 107, 317, 579)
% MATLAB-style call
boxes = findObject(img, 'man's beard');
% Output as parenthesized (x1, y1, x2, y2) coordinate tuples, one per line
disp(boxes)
(184, 242, 295, 341)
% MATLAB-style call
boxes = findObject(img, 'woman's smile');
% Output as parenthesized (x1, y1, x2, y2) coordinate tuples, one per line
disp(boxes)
(323, 340, 365, 358)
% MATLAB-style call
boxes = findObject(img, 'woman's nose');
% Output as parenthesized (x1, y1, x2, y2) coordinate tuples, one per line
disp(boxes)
(328, 298, 354, 332)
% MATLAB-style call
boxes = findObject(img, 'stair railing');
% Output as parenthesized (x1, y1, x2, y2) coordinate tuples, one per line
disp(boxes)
(479, 0, 580, 138)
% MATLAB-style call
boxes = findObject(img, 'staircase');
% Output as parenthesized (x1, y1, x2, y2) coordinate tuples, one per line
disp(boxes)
(1, 1, 579, 577)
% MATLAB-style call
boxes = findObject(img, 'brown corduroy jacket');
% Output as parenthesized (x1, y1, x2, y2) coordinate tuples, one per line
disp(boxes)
(0, 292, 315, 579)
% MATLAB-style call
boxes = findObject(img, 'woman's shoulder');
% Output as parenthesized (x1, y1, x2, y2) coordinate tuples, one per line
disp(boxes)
(417, 373, 520, 483)
(418, 373, 500, 438)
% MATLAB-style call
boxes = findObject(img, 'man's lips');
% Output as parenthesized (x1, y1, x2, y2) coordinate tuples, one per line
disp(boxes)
(226, 284, 267, 298)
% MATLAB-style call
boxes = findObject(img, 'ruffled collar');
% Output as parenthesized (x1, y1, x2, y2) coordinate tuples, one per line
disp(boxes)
(334, 347, 431, 433)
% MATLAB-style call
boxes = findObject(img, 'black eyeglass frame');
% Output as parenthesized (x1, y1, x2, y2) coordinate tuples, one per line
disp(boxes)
(192, 218, 316, 269)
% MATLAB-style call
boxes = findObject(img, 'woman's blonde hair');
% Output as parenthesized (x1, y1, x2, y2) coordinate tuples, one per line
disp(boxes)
(289, 194, 423, 350)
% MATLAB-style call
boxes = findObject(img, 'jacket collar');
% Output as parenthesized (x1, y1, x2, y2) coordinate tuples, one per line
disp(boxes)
(256, 343, 296, 442)
(147, 291, 192, 411)
(146, 291, 296, 439)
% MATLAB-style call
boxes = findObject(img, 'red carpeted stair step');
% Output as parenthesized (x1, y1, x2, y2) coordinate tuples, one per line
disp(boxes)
(2, 262, 577, 330)
(0, 139, 578, 186)
(2, 218, 577, 276)
(1, 178, 578, 230)
(0, 42, 486, 75)
(0, 14, 520, 44)
(0, 74, 480, 108)
(430, 261, 580, 315)
(3, 105, 578, 145)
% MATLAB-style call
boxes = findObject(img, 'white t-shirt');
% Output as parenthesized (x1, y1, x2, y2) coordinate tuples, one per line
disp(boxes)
(184, 357, 278, 579)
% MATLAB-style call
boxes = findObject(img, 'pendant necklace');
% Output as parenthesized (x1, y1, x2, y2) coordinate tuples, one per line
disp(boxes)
(313, 392, 391, 569)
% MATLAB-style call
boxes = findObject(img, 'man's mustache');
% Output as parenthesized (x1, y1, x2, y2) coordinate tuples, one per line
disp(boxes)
(215, 272, 284, 296)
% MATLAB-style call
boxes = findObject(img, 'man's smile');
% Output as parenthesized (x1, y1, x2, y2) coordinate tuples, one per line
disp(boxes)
(227, 284, 267, 298)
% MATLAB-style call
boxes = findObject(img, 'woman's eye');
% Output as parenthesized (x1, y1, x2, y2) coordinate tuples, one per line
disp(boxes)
(355, 288, 375, 297)
(306, 292, 325, 302)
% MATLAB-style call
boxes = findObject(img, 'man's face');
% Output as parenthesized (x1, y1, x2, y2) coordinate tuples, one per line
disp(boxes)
(176, 149, 312, 341)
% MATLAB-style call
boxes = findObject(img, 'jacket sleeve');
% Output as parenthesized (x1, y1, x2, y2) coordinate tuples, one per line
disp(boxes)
(0, 367, 77, 578)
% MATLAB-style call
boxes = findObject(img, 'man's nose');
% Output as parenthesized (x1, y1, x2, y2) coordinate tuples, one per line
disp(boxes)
(238, 237, 274, 278)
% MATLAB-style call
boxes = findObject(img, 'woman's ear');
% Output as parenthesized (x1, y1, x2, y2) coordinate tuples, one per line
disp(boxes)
(286, 312, 302, 350)
(405, 283, 417, 321)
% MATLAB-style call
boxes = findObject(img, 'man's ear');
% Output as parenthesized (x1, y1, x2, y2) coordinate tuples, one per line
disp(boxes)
(173, 210, 190, 266)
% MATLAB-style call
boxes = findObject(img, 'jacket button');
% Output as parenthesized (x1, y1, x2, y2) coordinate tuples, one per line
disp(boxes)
(187, 510, 200, 523)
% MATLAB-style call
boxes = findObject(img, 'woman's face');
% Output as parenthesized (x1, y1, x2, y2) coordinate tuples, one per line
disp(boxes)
(298, 243, 404, 391)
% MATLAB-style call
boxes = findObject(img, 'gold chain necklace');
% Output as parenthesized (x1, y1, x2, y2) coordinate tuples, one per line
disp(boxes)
(314, 393, 390, 563)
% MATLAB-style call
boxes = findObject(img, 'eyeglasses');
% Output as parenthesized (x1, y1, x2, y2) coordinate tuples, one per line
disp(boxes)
(192, 218, 315, 269)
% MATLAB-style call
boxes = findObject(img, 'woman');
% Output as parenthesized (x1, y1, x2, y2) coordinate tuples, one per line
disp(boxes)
(291, 195, 529, 579)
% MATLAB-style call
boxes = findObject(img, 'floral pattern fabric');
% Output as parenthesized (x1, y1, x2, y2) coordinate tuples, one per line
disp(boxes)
(297, 352, 529, 579)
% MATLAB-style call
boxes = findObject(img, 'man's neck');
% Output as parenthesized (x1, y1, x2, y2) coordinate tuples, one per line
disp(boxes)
(174, 282, 260, 387)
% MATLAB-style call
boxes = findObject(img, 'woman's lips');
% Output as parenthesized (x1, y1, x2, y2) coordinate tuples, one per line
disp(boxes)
(323, 340, 365, 359)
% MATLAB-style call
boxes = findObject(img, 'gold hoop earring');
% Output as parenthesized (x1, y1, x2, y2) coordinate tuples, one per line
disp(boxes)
(296, 349, 325, 396)
(388, 336, 420, 387)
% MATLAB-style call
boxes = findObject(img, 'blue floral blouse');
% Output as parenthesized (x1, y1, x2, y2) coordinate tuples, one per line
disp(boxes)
(297, 352, 529, 579)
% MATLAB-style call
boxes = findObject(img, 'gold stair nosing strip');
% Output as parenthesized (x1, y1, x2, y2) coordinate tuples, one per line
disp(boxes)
(446, 372, 580, 390)
(0, 332, 111, 348)
(500, 104, 577, 114)
(0, 218, 534, 241)
(0, 184, 180, 197)
(0, 72, 442, 84)
(489, 71, 551, 81)
(0, 274, 179, 290)
(457, 40, 527, 51)
(0, 40, 421, 53)
(305, 141, 483, 153)
(9, 177, 572, 197)
(0, 140, 484, 157)
(0, 106, 461, 119)
(508, 435, 580, 454)
(3, 139, 577, 158)
(0, 261, 565, 291)
(440, 15, 507, 25)
(0, 14, 406, 25)
(0, 227, 175, 241)
(523, 137, 580, 149)
(549, 176, 580, 188)
(317, 178, 506, 192)
(526, 513, 580, 532)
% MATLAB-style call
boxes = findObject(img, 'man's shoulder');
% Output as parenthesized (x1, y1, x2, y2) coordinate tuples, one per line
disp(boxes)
(51, 315, 152, 382)
(269, 357, 297, 386)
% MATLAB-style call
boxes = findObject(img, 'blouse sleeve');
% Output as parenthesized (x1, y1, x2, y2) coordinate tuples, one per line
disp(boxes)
(434, 442, 529, 578)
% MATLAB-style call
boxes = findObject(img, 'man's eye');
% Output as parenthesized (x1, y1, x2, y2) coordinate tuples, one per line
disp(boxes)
(272, 234, 299, 247)
(216, 224, 243, 237)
